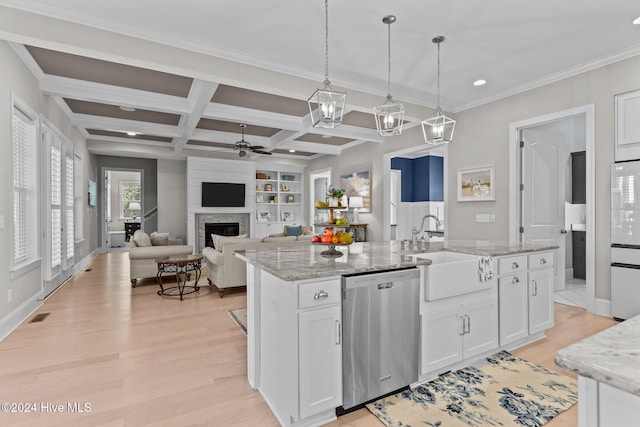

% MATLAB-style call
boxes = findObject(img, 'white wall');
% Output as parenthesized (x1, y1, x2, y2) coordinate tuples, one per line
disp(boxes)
(158, 159, 187, 240)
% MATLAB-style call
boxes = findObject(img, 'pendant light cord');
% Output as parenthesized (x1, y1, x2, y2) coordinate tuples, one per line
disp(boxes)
(436, 41, 441, 111)
(387, 20, 392, 98)
(324, 0, 330, 85)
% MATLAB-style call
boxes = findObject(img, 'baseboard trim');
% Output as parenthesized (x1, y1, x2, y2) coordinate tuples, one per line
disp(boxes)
(0, 292, 42, 342)
(71, 248, 100, 276)
(595, 298, 611, 317)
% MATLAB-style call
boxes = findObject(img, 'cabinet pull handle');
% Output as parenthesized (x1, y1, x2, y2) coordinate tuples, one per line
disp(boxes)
(540, 258, 547, 264)
(378, 282, 393, 290)
(512, 262, 519, 269)
(459, 316, 466, 335)
(314, 290, 329, 300)
(336, 320, 341, 345)
(532, 280, 538, 296)
(466, 316, 471, 334)
(512, 277, 520, 284)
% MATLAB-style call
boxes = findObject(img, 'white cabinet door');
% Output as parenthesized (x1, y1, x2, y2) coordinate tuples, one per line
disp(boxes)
(528, 269, 554, 334)
(498, 273, 528, 345)
(299, 305, 342, 419)
(463, 297, 499, 359)
(421, 304, 463, 375)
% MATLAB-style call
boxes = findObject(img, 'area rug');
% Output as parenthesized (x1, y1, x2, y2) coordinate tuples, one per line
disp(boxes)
(367, 351, 577, 427)
(228, 308, 247, 335)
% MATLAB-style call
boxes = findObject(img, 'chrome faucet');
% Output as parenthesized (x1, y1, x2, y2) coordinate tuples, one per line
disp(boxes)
(412, 214, 442, 240)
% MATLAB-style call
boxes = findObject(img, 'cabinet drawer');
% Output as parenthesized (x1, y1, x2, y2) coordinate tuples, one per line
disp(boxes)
(498, 255, 527, 275)
(298, 279, 341, 309)
(529, 251, 554, 270)
(498, 273, 527, 287)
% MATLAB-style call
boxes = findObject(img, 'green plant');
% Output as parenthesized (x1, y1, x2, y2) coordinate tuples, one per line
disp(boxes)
(326, 185, 344, 199)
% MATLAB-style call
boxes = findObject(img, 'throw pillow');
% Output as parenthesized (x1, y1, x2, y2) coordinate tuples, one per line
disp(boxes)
(284, 225, 302, 237)
(150, 236, 169, 246)
(150, 231, 170, 238)
(133, 230, 152, 247)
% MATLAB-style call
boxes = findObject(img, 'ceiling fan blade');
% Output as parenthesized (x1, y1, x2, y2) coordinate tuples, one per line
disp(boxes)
(249, 145, 265, 150)
(251, 149, 272, 155)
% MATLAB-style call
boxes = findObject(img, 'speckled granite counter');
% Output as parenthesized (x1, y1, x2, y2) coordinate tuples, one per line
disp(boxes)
(235, 240, 557, 282)
(556, 316, 640, 396)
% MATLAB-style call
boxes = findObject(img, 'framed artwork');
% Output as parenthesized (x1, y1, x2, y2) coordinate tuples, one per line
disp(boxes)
(340, 170, 371, 212)
(88, 179, 97, 207)
(281, 211, 294, 222)
(257, 211, 270, 222)
(286, 195, 294, 203)
(264, 183, 273, 192)
(256, 196, 264, 203)
(457, 165, 495, 201)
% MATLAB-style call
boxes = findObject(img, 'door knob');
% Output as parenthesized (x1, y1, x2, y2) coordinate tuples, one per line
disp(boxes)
(560, 229, 567, 234)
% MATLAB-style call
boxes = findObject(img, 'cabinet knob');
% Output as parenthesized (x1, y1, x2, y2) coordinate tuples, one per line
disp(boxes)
(512, 277, 520, 284)
(540, 258, 547, 264)
(512, 262, 519, 269)
(314, 290, 329, 300)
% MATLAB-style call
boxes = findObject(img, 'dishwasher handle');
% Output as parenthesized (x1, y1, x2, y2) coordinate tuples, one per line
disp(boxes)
(378, 282, 394, 290)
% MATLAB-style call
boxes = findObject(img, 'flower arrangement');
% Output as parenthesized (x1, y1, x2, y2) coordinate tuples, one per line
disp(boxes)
(326, 185, 344, 200)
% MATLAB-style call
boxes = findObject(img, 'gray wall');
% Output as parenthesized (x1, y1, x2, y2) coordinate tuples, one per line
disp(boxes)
(0, 41, 95, 324)
(157, 159, 187, 240)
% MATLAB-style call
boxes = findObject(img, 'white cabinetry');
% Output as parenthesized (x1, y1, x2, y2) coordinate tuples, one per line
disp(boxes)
(615, 90, 640, 161)
(421, 290, 498, 376)
(498, 251, 554, 346)
(258, 272, 341, 426)
(255, 167, 305, 236)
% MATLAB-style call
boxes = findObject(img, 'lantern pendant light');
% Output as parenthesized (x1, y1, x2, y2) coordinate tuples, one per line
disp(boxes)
(422, 36, 456, 144)
(308, 0, 346, 129)
(373, 15, 405, 136)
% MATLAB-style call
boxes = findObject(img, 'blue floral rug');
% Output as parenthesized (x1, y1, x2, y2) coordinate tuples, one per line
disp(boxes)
(367, 351, 577, 427)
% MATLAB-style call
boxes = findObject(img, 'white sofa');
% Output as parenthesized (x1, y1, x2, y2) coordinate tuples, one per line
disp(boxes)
(129, 230, 193, 287)
(202, 235, 312, 297)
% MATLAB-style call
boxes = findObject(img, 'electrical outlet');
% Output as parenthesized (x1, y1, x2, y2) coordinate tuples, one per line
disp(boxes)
(8, 289, 13, 304)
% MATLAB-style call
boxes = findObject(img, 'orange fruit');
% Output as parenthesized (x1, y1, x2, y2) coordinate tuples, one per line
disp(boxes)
(331, 235, 339, 244)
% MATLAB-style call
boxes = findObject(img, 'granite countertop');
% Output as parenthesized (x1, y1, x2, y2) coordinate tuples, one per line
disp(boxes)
(235, 240, 558, 282)
(555, 315, 640, 396)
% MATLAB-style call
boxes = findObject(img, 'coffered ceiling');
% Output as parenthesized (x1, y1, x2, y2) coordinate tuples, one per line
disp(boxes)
(1, 0, 640, 161)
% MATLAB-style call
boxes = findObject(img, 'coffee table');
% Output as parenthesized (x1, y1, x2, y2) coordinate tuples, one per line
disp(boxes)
(155, 254, 202, 301)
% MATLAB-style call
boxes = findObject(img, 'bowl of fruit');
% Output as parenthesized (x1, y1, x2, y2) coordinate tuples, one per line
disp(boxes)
(312, 228, 352, 257)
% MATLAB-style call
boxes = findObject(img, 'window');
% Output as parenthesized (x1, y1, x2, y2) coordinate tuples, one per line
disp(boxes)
(11, 96, 39, 271)
(120, 181, 141, 219)
(73, 153, 84, 242)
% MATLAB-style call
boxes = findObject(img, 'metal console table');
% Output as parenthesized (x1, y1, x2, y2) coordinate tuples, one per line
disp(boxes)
(155, 255, 202, 301)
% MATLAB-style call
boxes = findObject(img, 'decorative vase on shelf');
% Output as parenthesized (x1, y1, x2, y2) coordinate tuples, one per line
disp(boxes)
(328, 197, 339, 207)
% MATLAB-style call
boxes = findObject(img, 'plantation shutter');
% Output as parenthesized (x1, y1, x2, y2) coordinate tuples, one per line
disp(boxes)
(12, 104, 38, 266)
(65, 149, 75, 263)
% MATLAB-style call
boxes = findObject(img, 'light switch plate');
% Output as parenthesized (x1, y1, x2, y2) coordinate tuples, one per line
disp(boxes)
(476, 213, 491, 223)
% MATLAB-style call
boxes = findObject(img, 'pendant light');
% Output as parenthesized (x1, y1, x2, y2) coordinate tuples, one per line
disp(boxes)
(421, 36, 456, 144)
(373, 15, 405, 136)
(308, 0, 346, 129)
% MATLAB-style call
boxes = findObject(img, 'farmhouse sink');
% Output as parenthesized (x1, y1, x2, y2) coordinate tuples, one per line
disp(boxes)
(412, 251, 492, 301)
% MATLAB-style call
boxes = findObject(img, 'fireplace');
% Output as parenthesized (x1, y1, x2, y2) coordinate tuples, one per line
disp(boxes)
(205, 222, 240, 248)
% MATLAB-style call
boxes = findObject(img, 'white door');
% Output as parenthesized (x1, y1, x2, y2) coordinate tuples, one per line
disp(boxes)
(42, 123, 74, 296)
(521, 128, 566, 291)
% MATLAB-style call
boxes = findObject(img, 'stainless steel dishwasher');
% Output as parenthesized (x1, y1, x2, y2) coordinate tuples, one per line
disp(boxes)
(342, 267, 420, 410)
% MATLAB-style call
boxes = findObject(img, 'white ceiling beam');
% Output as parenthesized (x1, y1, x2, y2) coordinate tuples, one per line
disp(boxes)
(86, 134, 172, 148)
(189, 128, 272, 147)
(71, 114, 181, 137)
(286, 140, 342, 156)
(39, 75, 192, 114)
(300, 113, 384, 143)
(203, 102, 303, 131)
(173, 80, 220, 152)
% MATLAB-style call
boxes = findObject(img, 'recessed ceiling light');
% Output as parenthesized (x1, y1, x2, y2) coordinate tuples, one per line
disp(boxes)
(126, 131, 139, 136)
(634, 16, 640, 25)
(289, 149, 296, 153)
(473, 79, 487, 86)
(119, 106, 136, 112)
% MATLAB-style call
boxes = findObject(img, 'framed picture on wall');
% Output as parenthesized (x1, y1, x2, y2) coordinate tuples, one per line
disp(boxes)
(88, 179, 97, 206)
(281, 211, 294, 222)
(457, 165, 495, 201)
(340, 170, 371, 212)
(257, 211, 270, 222)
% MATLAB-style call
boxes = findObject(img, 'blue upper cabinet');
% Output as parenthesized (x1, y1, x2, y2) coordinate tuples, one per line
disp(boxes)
(391, 155, 443, 202)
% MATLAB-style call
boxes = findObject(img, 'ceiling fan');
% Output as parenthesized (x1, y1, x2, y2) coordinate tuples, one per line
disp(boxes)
(235, 124, 272, 157)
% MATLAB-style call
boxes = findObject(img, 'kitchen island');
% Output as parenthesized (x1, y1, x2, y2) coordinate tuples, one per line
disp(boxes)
(556, 315, 640, 426)
(236, 240, 558, 427)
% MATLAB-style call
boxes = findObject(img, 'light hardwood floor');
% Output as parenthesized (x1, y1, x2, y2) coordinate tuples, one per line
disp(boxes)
(0, 253, 618, 426)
